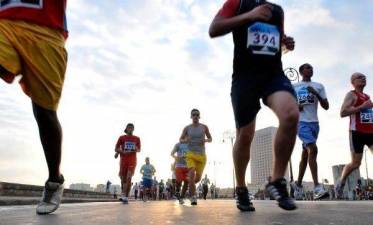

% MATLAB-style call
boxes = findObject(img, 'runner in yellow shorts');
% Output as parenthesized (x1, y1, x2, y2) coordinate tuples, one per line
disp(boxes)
(185, 151, 207, 176)
(0, 1, 68, 215)
(180, 109, 212, 205)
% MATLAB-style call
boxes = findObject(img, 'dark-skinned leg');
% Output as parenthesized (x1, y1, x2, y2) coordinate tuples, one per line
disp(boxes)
(297, 147, 309, 185)
(233, 120, 256, 187)
(307, 144, 319, 186)
(32, 102, 62, 183)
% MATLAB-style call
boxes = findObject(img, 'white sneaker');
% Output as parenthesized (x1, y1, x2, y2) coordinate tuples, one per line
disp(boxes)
(36, 180, 64, 215)
(291, 182, 304, 200)
(190, 196, 197, 205)
(314, 184, 329, 200)
(122, 197, 129, 204)
(179, 198, 185, 205)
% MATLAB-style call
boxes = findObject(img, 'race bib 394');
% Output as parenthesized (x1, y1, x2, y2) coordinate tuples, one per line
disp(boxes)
(247, 22, 280, 56)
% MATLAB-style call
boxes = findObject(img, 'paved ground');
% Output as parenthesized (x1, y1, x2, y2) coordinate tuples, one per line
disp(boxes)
(0, 200, 372, 225)
(0, 196, 116, 206)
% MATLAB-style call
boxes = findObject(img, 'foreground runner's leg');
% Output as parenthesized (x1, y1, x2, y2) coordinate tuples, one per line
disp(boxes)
(33, 102, 64, 215)
(233, 121, 256, 211)
(265, 91, 298, 210)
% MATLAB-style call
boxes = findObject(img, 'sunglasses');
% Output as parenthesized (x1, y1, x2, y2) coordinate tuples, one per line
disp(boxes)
(304, 65, 313, 69)
(355, 76, 366, 80)
(192, 113, 200, 117)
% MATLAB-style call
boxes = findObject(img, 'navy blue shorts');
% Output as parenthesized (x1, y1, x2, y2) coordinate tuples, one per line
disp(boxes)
(142, 178, 153, 189)
(231, 71, 296, 128)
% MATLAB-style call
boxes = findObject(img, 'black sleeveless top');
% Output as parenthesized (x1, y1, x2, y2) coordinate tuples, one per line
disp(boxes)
(232, 0, 284, 78)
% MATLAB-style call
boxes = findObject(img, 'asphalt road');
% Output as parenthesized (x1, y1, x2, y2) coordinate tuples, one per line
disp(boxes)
(0, 200, 372, 225)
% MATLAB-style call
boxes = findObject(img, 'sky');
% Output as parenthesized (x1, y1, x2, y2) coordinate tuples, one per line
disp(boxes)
(0, 0, 372, 188)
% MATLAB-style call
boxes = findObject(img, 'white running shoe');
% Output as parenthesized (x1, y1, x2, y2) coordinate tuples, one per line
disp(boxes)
(36, 180, 64, 215)
(179, 198, 185, 205)
(314, 184, 329, 200)
(122, 197, 129, 204)
(291, 181, 304, 200)
(190, 196, 197, 205)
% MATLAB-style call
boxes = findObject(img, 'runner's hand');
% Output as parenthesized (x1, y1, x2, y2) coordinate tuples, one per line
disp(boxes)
(114, 152, 119, 159)
(246, 4, 273, 21)
(360, 99, 373, 109)
(299, 105, 304, 112)
(307, 86, 318, 95)
(283, 36, 295, 51)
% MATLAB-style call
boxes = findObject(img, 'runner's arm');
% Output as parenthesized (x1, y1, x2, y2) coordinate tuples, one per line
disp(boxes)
(204, 125, 212, 143)
(280, 7, 295, 51)
(209, 2, 274, 38)
(308, 86, 329, 110)
(115, 139, 125, 154)
(171, 145, 177, 158)
(135, 138, 141, 153)
(179, 127, 189, 143)
(340, 92, 359, 117)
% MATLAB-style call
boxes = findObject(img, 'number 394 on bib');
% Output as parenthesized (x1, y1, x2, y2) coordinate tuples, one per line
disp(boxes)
(247, 22, 280, 56)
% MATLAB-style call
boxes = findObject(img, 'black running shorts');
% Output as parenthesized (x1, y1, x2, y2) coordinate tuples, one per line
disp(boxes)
(231, 71, 296, 128)
(349, 130, 373, 154)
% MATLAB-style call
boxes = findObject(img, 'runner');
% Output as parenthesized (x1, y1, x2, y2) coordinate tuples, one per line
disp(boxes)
(0, 0, 68, 215)
(140, 157, 156, 201)
(209, 0, 298, 211)
(171, 163, 177, 199)
(335, 73, 373, 198)
(171, 142, 190, 204)
(152, 177, 159, 200)
(179, 109, 212, 205)
(133, 182, 139, 200)
(201, 175, 210, 200)
(210, 183, 216, 199)
(159, 179, 165, 200)
(292, 63, 330, 200)
(115, 123, 141, 204)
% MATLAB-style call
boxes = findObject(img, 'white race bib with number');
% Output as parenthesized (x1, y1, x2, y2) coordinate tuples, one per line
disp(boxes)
(247, 22, 280, 56)
(0, 0, 43, 11)
(360, 108, 373, 124)
(123, 141, 136, 152)
(296, 87, 315, 105)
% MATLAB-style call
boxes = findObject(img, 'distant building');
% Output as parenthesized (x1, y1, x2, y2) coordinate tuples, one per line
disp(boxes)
(69, 183, 93, 191)
(250, 127, 289, 186)
(246, 183, 262, 195)
(95, 184, 106, 193)
(110, 185, 121, 195)
(332, 164, 361, 199)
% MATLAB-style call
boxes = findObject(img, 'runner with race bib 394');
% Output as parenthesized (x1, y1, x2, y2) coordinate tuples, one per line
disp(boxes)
(209, 0, 298, 211)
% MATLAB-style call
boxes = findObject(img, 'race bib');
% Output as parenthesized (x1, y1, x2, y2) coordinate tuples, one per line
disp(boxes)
(360, 108, 373, 124)
(0, 0, 43, 10)
(247, 22, 280, 56)
(123, 141, 136, 152)
(296, 87, 315, 105)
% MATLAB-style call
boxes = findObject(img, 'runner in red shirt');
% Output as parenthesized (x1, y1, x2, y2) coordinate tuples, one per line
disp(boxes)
(115, 123, 141, 204)
(0, 0, 68, 215)
(335, 73, 373, 198)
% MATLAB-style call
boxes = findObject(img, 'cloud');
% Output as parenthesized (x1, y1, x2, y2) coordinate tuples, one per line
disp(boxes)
(0, 0, 372, 187)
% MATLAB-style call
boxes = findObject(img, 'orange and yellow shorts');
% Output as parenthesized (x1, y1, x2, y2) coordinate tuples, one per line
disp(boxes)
(0, 19, 67, 111)
(185, 151, 207, 175)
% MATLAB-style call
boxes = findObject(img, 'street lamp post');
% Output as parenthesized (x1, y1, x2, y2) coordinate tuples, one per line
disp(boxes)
(365, 147, 370, 186)
(223, 130, 236, 198)
(284, 67, 300, 196)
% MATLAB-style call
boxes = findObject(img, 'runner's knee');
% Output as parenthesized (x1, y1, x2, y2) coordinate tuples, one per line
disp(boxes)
(279, 107, 299, 127)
